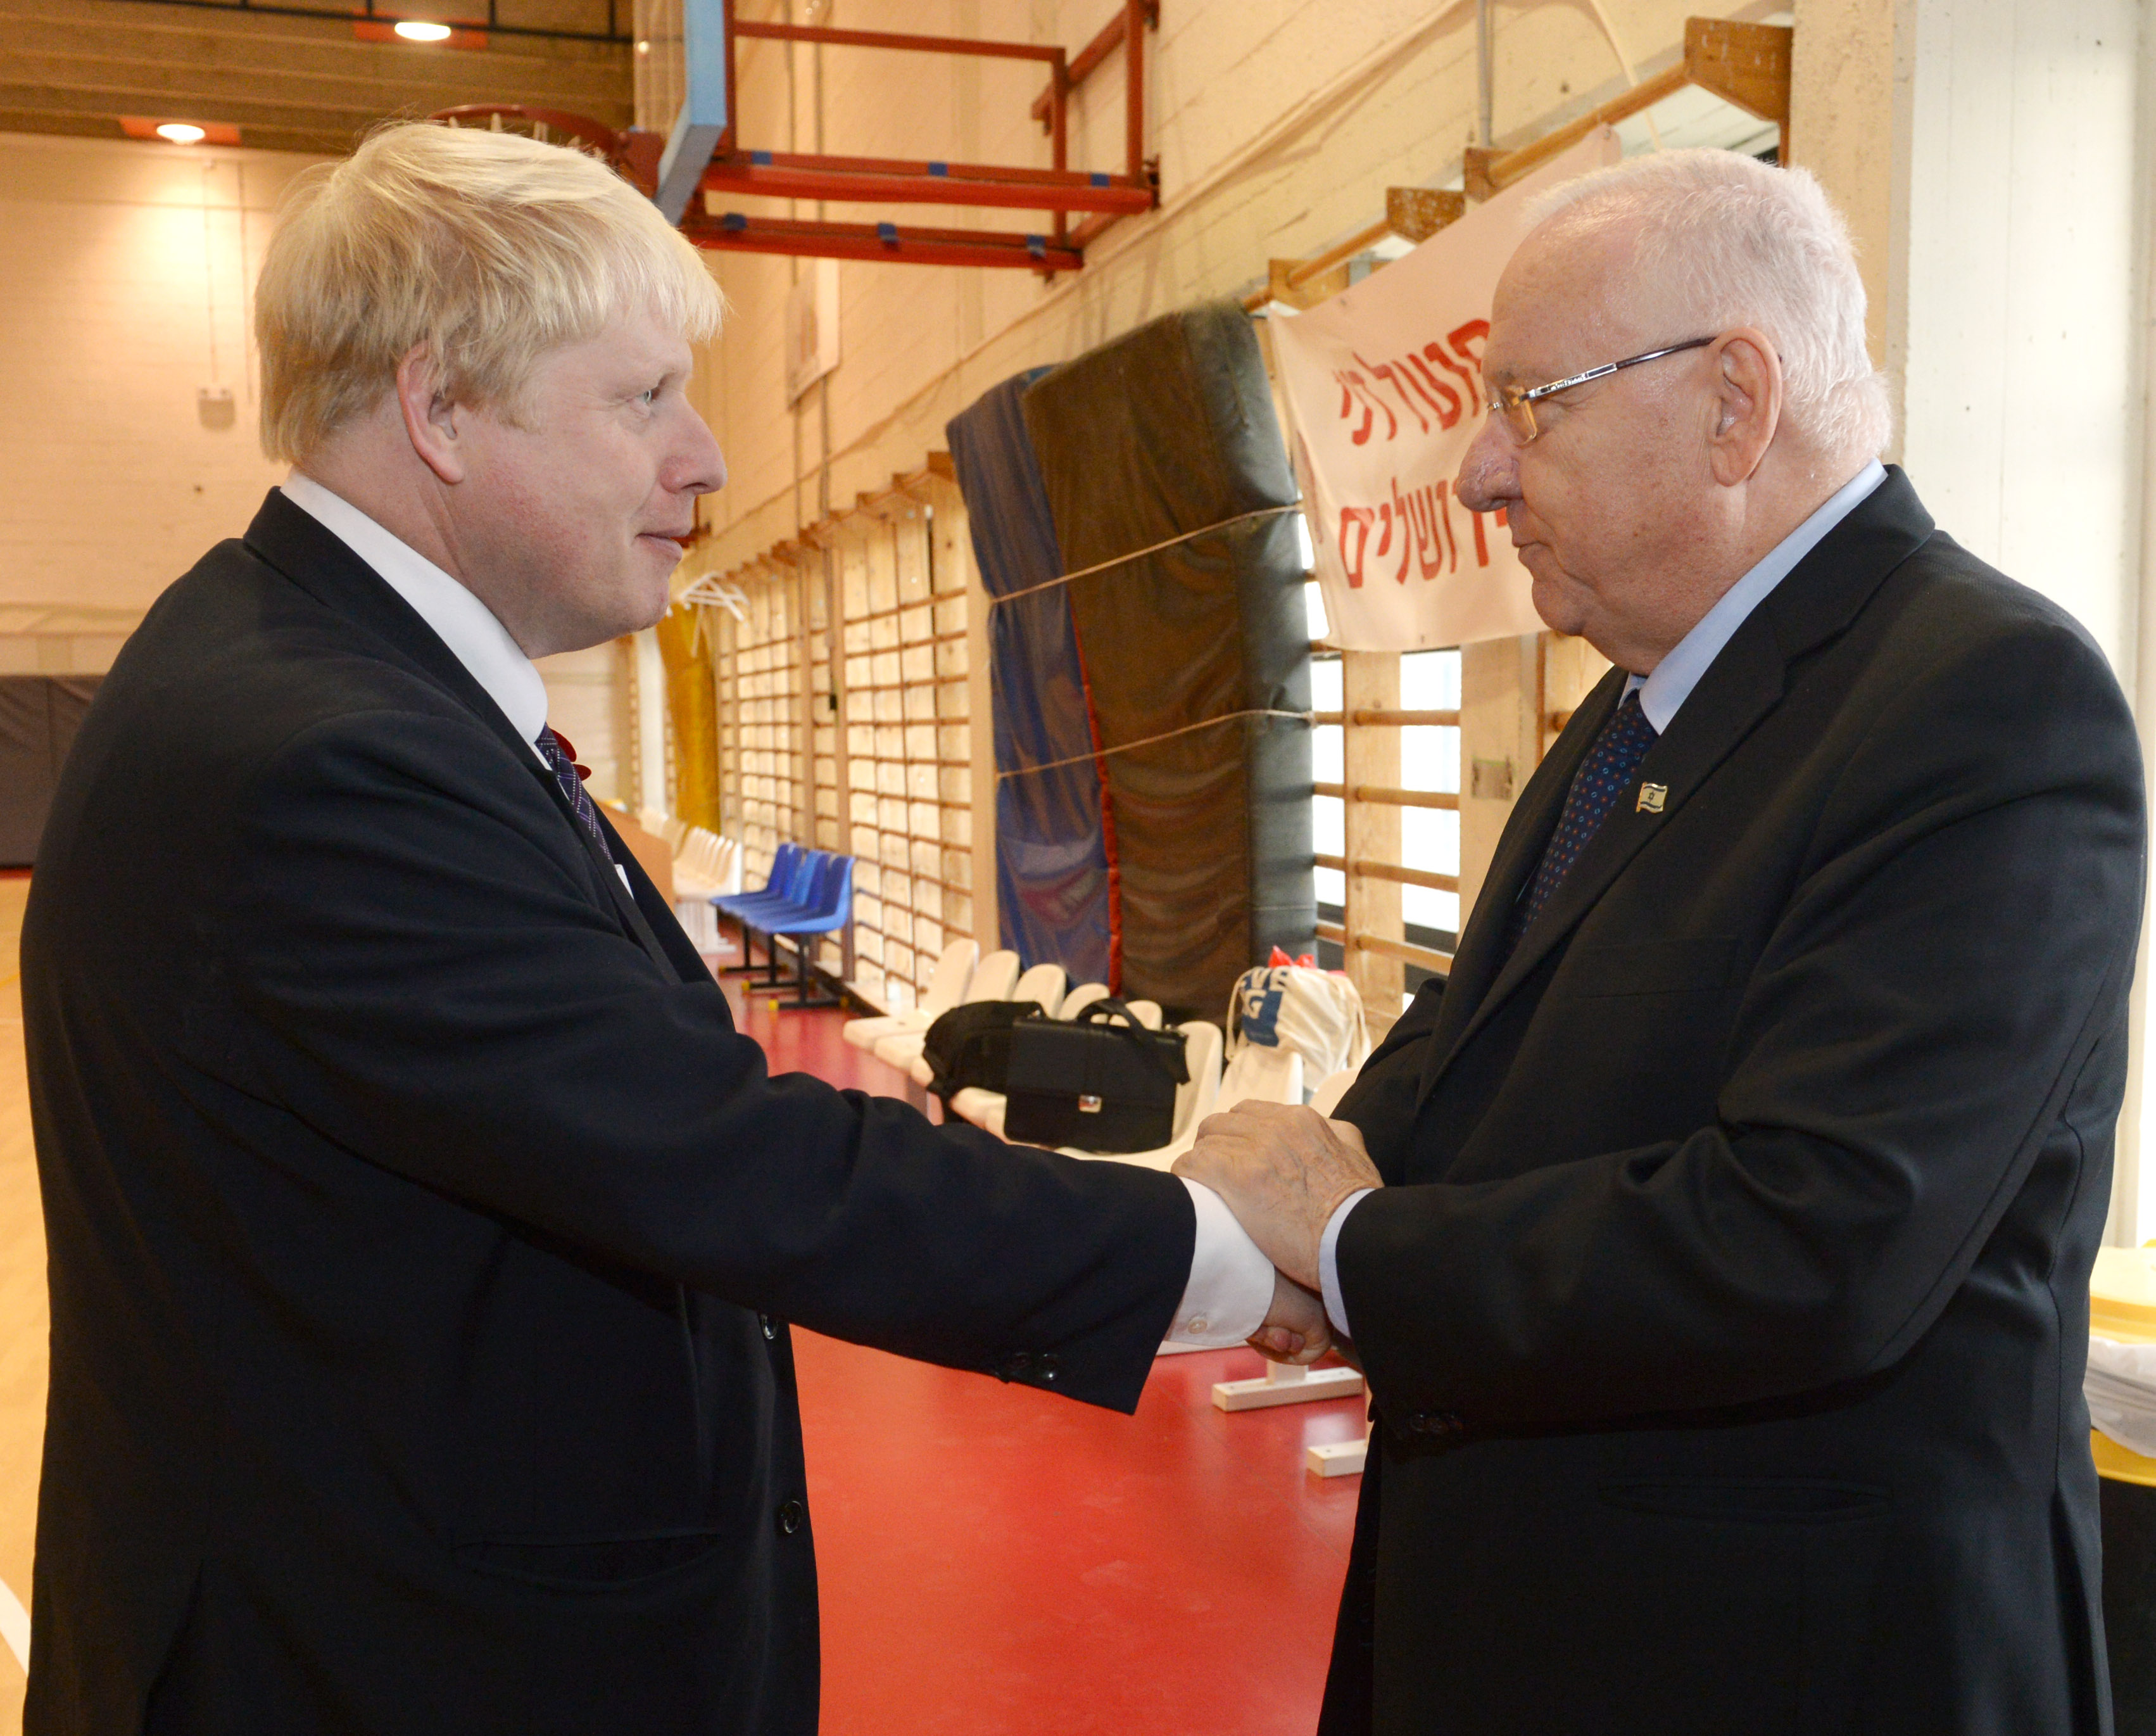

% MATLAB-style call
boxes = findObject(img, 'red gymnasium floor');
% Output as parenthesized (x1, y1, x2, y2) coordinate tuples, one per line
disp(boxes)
(718, 951, 1366, 1736)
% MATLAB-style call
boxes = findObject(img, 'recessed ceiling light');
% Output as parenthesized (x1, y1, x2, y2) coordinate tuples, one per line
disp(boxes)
(154, 122, 206, 144)
(394, 20, 453, 41)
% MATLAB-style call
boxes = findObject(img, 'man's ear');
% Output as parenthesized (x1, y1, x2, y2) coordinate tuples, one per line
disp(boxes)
(1705, 327, 1782, 486)
(394, 343, 467, 486)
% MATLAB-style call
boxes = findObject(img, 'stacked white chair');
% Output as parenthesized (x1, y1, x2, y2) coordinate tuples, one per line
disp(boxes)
(640, 808, 688, 852)
(1308, 1069, 1356, 1117)
(668, 828, 742, 952)
(1056, 982, 1112, 1020)
(908, 961, 1066, 1087)
(1214, 1043, 1305, 1113)
(842, 940, 977, 1052)
(873, 949, 1021, 1074)
(670, 827, 733, 900)
(951, 980, 1110, 1136)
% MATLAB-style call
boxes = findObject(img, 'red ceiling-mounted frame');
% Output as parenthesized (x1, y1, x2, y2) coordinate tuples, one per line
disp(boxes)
(437, 0, 1157, 276)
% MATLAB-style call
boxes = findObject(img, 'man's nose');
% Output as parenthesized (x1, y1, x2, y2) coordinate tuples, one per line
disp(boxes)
(1455, 414, 1518, 514)
(674, 408, 728, 497)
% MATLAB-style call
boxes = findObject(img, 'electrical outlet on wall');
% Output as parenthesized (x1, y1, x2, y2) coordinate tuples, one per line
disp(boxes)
(1470, 757, 1514, 801)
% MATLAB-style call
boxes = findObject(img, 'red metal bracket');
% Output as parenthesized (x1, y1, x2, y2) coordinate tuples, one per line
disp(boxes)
(439, 1, 1157, 274)
(683, 212, 1083, 274)
(698, 150, 1152, 216)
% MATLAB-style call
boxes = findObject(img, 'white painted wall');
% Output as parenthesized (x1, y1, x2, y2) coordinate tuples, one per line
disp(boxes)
(535, 642, 630, 806)
(1798, 0, 2156, 1241)
(0, 132, 321, 623)
(1891, 0, 2145, 672)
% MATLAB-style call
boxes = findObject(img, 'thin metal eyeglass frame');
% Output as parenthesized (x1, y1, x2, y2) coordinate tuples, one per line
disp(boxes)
(1487, 336, 1717, 442)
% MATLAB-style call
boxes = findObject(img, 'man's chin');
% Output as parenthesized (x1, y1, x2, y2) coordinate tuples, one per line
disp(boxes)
(1528, 571, 1585, 637)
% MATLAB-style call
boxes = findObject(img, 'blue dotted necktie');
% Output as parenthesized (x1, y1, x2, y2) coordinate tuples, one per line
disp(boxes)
(536, 726, 607, 846)
(1505, 689, 1658, 951)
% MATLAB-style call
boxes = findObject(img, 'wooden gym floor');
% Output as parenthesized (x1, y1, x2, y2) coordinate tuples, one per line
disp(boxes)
(0, 883, 1366, 1732)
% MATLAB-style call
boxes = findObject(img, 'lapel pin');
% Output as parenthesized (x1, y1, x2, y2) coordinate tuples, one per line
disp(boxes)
(1636, 783, 1668, 813)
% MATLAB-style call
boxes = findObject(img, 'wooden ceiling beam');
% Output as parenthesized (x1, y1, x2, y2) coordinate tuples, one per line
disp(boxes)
(0, 0, 630, 155)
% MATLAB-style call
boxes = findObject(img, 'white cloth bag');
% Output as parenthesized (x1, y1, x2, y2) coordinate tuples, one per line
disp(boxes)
(1223, 963, 1370, 1092)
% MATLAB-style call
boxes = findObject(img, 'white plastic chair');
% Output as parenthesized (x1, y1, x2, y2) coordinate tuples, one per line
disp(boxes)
(1308, 1068, 1355, 1117)
(874, 949, 1021, 1073)
(1057, 1020, 1225, 1171)
(1057, 982, 1111, 1019)
(1012, 963, 1068, 1015)
(843, 939, 978, 1051)
(1123, 999, 1163, 1030)
(1216, 1044, 1305, 1113)
(671, 827, 728, 899)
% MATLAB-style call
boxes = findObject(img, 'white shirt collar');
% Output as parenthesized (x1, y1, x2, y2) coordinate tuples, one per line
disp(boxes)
(1625, 459, 1889, 732)
(279, 472, 551, 752)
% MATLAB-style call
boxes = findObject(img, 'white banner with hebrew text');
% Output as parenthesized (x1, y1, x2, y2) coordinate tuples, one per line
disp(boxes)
(1270, 128, 1621, 651)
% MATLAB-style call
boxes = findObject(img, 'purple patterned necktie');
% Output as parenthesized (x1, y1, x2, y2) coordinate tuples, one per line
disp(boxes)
(535, 727, 607, 846)
(1504, 688, 1658, 952)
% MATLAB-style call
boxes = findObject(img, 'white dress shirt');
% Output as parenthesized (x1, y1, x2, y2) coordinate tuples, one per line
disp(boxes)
(280, 473, 1276, 1348)
(281, 472, 550, 751)
(1314, 460, 1890, 1340)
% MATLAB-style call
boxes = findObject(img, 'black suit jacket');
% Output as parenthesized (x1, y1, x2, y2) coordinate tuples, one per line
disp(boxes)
(21, 492, 1195, 1735)
(1319, 470, 2145, 1735)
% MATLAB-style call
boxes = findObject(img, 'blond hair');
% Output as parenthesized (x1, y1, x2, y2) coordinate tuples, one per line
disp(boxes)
(1528, 149, 1891, 462)
(256, 121, 723, 464)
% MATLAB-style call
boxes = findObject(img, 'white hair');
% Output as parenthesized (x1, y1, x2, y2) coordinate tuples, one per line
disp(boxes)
(1526, 149, 1891, 462)
(256, 120, 723, 465)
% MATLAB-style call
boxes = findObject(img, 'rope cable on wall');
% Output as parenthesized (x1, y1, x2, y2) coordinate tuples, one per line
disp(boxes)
(997, 707, 1313, 782)
(986, 502, 1304, 608)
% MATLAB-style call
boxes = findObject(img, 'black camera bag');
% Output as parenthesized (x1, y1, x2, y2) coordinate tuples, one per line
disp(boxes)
(921, 1000, 1048, 1101)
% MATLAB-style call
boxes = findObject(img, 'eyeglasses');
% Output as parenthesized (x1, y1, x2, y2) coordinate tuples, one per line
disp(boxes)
(1485, 336, 1717, 443)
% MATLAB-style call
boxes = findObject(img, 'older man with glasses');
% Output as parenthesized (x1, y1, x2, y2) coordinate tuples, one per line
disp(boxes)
(1181, 149, 2145, 1733)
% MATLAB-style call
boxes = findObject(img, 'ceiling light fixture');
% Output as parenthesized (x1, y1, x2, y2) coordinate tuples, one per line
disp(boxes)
(154, 122, 206, 144)
(394, 20, 453, 41)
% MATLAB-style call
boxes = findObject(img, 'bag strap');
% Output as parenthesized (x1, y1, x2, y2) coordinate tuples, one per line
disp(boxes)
(1075, 996, 1145, 1029)
(1069, 997, 1188, 1084)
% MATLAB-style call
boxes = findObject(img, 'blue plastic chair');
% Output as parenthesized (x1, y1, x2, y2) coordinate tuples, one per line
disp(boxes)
(712, 842, 805, 920)
(767, 856, 854, 1009)
(716, 845, 818, 979)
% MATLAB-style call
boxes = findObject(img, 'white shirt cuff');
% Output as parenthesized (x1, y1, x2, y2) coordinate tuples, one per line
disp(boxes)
(1169, 1178, 1275, 1345)
(1318, 1188, 1376, 1341)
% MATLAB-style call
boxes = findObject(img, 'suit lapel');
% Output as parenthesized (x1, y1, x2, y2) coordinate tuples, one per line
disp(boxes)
(1415, 670, 1622, 1098)
(1417, 467, 1938, 1101)
(586, 802, 693, 977)
(243, 491, 681, 978)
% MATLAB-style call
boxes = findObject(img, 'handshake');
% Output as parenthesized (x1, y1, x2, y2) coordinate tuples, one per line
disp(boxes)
(1171, 1100, 1383, 1367)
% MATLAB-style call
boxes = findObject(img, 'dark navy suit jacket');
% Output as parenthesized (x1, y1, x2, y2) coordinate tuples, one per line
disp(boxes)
(1322, 469, 2144, 1735)
(22, 491, 1193, 1734)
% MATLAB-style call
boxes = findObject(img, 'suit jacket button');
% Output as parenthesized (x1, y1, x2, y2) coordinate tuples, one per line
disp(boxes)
(777, 1498, 805, 1536)
(760, 1314, 777, 1341)
(1037, 1353, 1061, 1383)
